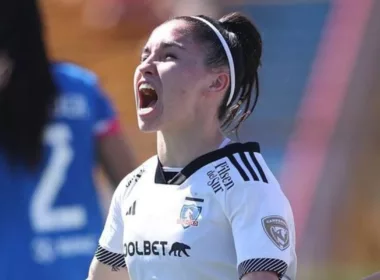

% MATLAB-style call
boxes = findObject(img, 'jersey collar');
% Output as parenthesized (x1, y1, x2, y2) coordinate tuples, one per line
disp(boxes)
(154, 142, 260, 185)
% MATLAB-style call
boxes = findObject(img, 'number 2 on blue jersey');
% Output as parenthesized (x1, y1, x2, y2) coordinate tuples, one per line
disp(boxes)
(29, 124, 87, 233)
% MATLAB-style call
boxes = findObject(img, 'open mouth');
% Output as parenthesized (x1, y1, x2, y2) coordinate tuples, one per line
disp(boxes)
(138, 82, 158, 111)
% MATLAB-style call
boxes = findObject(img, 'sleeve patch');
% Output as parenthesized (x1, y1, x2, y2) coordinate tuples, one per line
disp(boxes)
(95, 245, 126, 268)
(261, 216, 290, 251)
(238, 258, 288, 279)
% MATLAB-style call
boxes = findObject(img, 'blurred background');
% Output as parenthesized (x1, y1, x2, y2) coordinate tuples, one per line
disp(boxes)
(40, 0, 379, 279)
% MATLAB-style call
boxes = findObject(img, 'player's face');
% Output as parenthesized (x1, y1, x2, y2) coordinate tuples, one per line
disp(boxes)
(134, 20, 213, 132)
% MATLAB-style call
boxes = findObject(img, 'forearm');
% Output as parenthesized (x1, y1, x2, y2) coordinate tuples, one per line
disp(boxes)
(87, 258, 130, 280)
(242, 271, 279, 280)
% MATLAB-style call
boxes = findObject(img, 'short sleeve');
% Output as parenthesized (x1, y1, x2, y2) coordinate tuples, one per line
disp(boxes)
(220, 181, 296, 279)
(96, 179, 126, 267)
(92, 84, 120, 137)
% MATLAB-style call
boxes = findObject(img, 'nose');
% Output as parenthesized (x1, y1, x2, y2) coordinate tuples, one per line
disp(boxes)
(137, 57, 157, 76)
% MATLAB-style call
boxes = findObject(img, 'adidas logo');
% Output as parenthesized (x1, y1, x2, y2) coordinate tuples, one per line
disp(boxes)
(126, 201, 136, 216)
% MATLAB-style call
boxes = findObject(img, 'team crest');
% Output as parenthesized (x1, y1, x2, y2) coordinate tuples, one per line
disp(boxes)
(261, 215, 290, 251)
(177, 205, 202, 229)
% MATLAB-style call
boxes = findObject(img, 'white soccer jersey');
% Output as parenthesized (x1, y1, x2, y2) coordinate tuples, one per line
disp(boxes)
(96, 142, 297, 280)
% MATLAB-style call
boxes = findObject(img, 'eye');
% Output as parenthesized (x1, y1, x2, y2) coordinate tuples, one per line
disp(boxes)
(140, 54, 148, 62)
(164, 53, 177, 60)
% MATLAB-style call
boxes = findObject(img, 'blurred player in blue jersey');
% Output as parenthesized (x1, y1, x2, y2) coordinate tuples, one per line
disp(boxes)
(0, 0, 135, 279)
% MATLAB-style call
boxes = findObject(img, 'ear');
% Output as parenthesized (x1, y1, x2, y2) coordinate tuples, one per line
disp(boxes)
(208, 72, 230, 94)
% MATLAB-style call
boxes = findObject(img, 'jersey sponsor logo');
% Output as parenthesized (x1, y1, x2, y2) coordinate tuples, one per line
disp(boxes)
(261, 215, 290, 251)
(126, 167, 145, 188)
(126, 200, 136, 216)
(207, 161, 234, 194)
(124, 241, 191, 257)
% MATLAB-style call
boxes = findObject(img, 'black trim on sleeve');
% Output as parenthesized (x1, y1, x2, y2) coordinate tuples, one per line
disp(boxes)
(238, 258, 288, 280)
(95, 245, 126, 268)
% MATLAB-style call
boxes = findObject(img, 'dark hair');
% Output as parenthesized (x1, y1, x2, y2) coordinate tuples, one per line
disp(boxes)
(0, 0, 57, 166)
(173, 12, 262, 133)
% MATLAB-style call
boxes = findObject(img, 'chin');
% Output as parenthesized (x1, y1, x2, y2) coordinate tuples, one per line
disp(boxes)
(137, 119, 161, 133)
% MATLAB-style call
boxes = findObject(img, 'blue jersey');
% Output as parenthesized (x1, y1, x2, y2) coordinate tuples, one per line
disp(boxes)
(0, 62, 119, 280)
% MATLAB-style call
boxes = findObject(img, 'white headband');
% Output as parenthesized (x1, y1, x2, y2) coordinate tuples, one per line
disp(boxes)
(191, 16, 236, 106)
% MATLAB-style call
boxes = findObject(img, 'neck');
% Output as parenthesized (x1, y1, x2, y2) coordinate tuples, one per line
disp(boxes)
(157, 124, 225, 168)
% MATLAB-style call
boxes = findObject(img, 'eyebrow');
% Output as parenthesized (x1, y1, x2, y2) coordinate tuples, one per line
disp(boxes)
(142, 41, 186, 53)
(161, 41, 186, 50)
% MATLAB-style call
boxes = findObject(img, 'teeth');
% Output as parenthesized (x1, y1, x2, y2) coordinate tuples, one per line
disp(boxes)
(139, 83, 155, 92)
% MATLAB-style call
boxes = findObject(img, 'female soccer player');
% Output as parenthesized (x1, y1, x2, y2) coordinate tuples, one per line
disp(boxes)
(88, 12, 297, 280)
(0, 0, 135, 279)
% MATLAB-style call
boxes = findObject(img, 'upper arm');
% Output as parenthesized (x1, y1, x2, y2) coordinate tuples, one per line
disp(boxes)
(91, 81, 136, 185)
(89, 166, 147, 278)
(94, 178, 127, 268)
(97, 132, 136, 186)
(242, 271, 279, 280)
(218, 180, 296, 280)
(92, 81, 118, 137)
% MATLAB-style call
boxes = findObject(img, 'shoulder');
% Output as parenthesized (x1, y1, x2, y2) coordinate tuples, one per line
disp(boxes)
(52, 61, 97, 84)
(115, 156, 157, 197)
(51, 61, 101, 92)
(202, 142, 278, 193)
(226, 142, 274, 185)
(204, 142, 291, 210)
